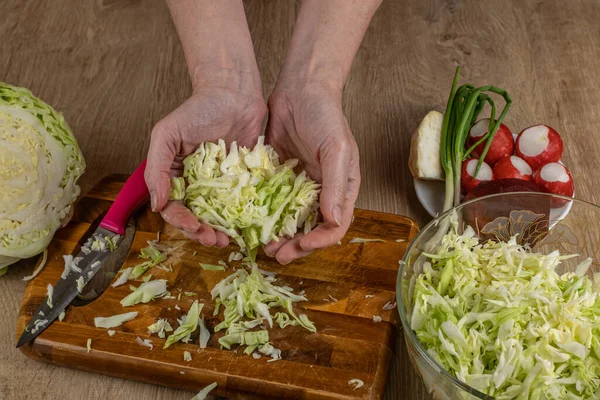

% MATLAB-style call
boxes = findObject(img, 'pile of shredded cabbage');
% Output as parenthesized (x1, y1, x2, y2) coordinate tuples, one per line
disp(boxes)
(212, 262, 315, 358)
(171, 137, 320, 258)
(110, 240, 316, 361)
(0, 82, 85, 272)
(411, 222, 600, 399)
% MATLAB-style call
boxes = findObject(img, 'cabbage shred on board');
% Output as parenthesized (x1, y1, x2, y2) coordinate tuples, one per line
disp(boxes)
(171, 137, 321, 259)
(0, 82, 85, 272)
(411, 215, 600, 399)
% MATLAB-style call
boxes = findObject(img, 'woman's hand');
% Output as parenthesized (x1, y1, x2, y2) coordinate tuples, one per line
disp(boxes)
(146, 0, 266, 247)
(145, 85, 267, 247)
(260, 0, 381, 264)
(264, 84, 360, 264)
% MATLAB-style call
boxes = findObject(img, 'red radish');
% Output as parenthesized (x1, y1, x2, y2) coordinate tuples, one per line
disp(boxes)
(515, 125, 563, 170)
(467, 118, 514, 165)
(461, 158, 494, 195)
(533, 162, 574, 198)
(492, 155, 533, 181)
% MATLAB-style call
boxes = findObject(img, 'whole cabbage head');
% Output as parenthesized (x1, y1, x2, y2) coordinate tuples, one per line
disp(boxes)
(0, 82, 85, 273)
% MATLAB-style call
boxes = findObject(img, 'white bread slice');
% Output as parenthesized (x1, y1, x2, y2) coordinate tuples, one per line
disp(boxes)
(409, 110, 444, 181)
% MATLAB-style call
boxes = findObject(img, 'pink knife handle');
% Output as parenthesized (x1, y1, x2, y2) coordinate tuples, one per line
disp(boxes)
(100, 160, 150, 235)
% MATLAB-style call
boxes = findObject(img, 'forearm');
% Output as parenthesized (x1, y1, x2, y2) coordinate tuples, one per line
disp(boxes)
(277, 0, 383, 92)
(166, 0, 261, 93)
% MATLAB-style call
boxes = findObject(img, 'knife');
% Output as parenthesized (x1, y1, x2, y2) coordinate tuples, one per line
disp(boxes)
(16, 160, 150, 348)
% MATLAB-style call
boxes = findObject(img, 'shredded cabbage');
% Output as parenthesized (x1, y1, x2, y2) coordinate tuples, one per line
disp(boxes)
(111, 267, 132, 287)
(412, 220, 600, 399)
(348, 238, 386, 244)
(348, 379, 364, 391)
(210, 262, 316, 357)
(76, 276, 85, 293)
(191, 382, 217, 400)
(228, 251, 244, 262)
(211, 263, 313, 331)
(46, 283, 54, 308)
(131, 242, 167, 279)
(94, 311, 138, 329)
(173, 136, 320, 258)
(148, 318, 173, 339)
(120, 279, 168, 306)
(22, 249, 48, 281)
(136, 336, 153, 350)
(164, 300, 203, 348)
(169, 177, 185, 201)
(258, 342, 282, 362)
(199, 263, 225, 271)
(198, 318, 210, 348)
(0, 83, 85, 271)
(218, 329, 269, 350)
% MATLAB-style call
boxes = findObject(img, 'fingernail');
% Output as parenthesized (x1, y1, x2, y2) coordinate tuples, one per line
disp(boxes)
(264, 249, 275, 257)
(332, 205, 342, 227)
(299, 239, 312, 251)
(184, 221, 200, 233)
(150, 192, 157, 212)
(276, 254, 291, 265)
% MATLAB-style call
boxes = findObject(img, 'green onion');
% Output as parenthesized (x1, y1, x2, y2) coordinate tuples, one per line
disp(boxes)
(440, 66, 512, 211)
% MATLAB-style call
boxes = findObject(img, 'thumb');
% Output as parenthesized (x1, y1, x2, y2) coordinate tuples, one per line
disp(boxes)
(145, 123, 178, 212)
(319, 138, 351, 227)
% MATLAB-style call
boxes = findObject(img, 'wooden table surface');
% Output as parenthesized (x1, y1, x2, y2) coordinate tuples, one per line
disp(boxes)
(1, 1, 600, 399)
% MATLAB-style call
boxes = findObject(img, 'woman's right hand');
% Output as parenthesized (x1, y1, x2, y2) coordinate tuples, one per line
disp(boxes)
(147, 0, 267, 247)
(145, 83, 267, 247)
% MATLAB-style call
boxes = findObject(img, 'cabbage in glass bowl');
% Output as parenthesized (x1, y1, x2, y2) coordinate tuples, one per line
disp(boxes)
(397, 192, 600, 400)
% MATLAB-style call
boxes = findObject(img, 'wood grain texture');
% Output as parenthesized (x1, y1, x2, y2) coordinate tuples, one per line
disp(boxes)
(2, 0, 600, 399)
(16, 175, 418, 400)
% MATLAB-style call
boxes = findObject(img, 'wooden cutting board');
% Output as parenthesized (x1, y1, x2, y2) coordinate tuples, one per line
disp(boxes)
(16, 174, 418, 400)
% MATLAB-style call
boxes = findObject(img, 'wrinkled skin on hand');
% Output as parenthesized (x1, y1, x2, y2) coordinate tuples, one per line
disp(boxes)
(264, 85, 361, 264)
(145, 87, 267, 247)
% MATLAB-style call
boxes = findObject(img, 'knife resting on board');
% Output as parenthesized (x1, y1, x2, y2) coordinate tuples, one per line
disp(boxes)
(16, 160, 150, 348)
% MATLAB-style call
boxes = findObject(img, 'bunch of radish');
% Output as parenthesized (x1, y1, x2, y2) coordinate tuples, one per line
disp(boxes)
(461, 119, 574, 202)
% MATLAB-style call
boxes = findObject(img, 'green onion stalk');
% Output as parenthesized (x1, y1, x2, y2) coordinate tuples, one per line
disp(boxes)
(423, 67, 511, 254)
(440, 66, 512, 211)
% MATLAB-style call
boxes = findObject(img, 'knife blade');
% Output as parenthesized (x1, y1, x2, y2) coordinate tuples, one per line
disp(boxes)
(70, 219, 136, 307)
(16, 160, 150, 348)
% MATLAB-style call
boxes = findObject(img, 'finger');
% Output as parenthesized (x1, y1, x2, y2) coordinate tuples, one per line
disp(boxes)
(300, 150, 361, 251)
(319, 136, 352, 227)
(275, 234, 314, 265)
(160, 201, 201, 233)
(145, 120, 179, 212)
(181, 228, 218, 247)
(215, 232, 230, 248)
(263, 237, 290, 257)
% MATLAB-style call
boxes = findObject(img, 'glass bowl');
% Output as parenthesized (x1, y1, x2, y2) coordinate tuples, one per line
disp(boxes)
(397, 192, 597, 400)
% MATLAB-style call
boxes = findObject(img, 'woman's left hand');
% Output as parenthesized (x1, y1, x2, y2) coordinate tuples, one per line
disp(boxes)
(264, 83, 361, 264)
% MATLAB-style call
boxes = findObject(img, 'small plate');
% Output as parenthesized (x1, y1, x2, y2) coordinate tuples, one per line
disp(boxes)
(414, 178, 574, 223)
